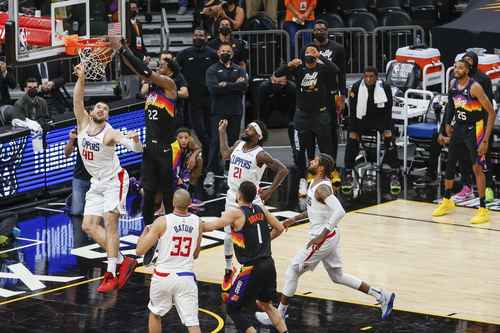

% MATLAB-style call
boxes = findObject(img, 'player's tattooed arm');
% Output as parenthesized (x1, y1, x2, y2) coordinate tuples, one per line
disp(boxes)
(283, 211, 308, 229)
(256, 151, 289, 202)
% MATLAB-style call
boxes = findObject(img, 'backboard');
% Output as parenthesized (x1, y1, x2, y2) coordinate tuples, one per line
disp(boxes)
(7, 0, 127, 63)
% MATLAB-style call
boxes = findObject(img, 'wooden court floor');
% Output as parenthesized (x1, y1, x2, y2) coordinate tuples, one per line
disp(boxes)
(139, 199, 500, 326)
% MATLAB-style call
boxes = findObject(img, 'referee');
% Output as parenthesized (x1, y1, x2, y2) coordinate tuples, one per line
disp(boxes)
(111, 37, 178, 226)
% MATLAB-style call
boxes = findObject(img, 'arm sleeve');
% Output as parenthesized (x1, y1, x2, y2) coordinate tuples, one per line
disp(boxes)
(324, 194, 346, 230)
(440, 93, 455, 134)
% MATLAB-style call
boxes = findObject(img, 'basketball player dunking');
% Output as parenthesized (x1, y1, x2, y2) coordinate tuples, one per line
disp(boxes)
(73, 64, 143, 292)
(256, 154, 396, 324)
(218, 119, 288, 290)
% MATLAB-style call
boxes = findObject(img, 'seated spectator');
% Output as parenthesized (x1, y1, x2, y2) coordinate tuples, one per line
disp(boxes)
(255, 74, 296, 127)
(208, 18, 248, 69)
(245, 0, 277, 24)
(284, 0, 317, 56)
(343, 67, 398, 194)
(0, 59, 16, 106)
(202, 0, 245, 31)
(172, 128, 203, 194)
(12, 78, 50, 152)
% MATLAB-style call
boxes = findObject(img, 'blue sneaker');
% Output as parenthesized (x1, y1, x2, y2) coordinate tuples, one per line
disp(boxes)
(379, 290, 396, 320)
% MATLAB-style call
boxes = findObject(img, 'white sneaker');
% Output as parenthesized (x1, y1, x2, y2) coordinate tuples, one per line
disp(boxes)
(378, 289, 396, 320)
(298, 178, 308, 197)
(255, 311, 273, 326)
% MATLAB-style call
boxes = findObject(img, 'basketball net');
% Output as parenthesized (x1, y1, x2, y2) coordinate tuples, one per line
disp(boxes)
(78, 43, 114, 81)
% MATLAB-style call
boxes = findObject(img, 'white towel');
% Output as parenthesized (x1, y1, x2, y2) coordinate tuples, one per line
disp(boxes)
(356, 79, 388, 119)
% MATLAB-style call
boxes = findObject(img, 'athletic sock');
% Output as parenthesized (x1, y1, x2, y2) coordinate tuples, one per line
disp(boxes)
(444, 189, 452, 199)
(480, 197, 486, 208)
(225, 255, 233, 271)
(107, 257, 118, 276)
(117, 252, 124, 265)
(368, 287, 382, 301)
(278, 303, 288, 316)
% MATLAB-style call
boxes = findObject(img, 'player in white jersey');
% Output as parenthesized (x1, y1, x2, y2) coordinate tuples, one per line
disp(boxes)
(136, 189, 203, 333)
(218, 119, 289, 289)
(256, 153, 396, 325)
(73, 64, 143, 293)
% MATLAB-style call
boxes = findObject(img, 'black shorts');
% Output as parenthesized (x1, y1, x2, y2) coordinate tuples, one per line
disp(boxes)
(224, 257, 277, 306)
(446, 120, 487, 177)
(141, 144, 174, 192)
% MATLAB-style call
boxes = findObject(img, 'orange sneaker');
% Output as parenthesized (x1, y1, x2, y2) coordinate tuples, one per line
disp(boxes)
(97, 272, 119, 293)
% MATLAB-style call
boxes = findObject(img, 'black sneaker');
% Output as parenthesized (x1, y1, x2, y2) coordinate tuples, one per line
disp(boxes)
(413, 174, 436, 186)
(341, 173, 354, 195)
(390, 175, 401, 195)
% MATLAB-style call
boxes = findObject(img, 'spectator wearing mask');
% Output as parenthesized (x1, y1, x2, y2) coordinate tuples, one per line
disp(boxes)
(255, 74, 296, 127)
(176, 29, 219, 169)
(0, 59, 16, 106)
(343, 67, 398, 194)
(284, 0, 317, 56)
(12, 78, 50, 152)
(274, 44, 339, 195)
(208, 18, 248, 70)
(121, 1, 150, 99)
(245, 0, 277, 24)
(301, 19, 347, 161)
(204, 42, 248, 189)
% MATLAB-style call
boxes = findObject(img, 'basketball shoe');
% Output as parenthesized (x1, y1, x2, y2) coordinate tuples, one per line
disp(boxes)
(432, 198, 455, 217)
(97, 272, 119, 293)
(378, 289, 396, 320)
(118, 256, 137, 289)
(470, 207, 490, 224)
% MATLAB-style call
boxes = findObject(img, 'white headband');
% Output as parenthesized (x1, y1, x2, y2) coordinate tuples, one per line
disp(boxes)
(248, 122, 263, 140)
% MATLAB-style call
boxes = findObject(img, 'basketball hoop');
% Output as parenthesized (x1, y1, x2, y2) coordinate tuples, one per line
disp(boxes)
(64, 36, 114, 81)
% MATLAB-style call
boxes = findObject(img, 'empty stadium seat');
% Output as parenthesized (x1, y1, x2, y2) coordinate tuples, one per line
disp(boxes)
(347, 11, 378, 32)
(410, 0, 437, 31)
(410, 0, 435, 10)
(380, 9, 413, 26)
(341, 0, 369, 14)
(377, 0, 403, 13)
(317, 13, 345, 29)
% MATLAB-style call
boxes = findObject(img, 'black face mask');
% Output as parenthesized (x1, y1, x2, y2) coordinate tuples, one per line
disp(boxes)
(314, 32, 328, 43)
(193, 38, 206, 48)
(27, 88, 38, 98)
(304, 55, 316, 65)
(220, 53, 232, 63)
(219, 26, 231, 36)
(272, 84, 285, 93)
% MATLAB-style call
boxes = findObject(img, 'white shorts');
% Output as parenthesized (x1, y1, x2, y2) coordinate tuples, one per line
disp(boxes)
(291, 230, 342, 273)
(84, 169, 129, 217)
(148, 272, 199, 327)
(224, 190, 263, 233)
